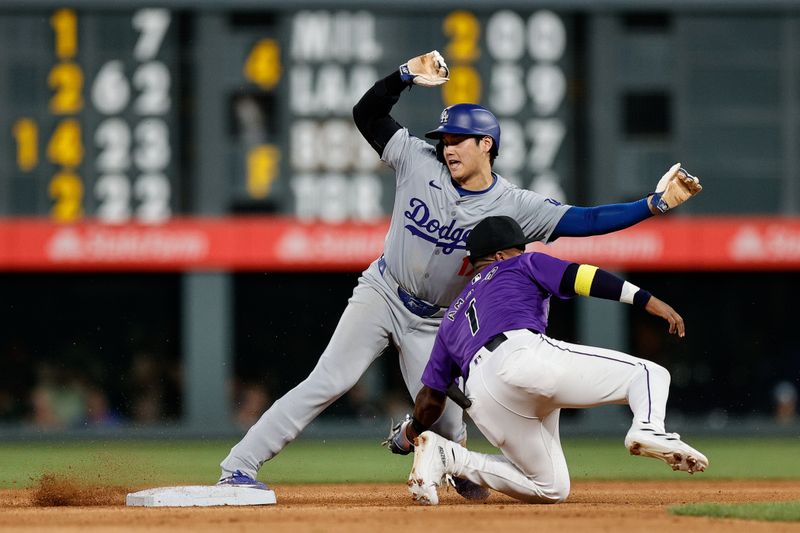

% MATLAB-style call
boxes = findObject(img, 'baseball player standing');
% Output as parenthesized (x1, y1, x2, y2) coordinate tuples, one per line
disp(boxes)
(398, 215, 707, 505)
(218, 51, 702, 498)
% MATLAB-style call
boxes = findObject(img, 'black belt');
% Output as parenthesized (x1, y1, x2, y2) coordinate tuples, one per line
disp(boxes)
(483, 328, 540, 352)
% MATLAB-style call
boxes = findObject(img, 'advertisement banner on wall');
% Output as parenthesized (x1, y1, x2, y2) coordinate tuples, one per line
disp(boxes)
(1, 216, 800, 272)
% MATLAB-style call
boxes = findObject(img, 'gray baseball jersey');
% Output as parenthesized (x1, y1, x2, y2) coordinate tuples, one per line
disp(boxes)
(381, 128, 570, 307)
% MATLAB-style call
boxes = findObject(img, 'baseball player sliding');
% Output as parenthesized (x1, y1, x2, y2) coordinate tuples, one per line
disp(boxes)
(393, 215, 707, 505)
(217, 51, 702, 499)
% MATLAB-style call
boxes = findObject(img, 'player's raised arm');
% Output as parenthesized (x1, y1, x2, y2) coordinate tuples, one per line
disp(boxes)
(352, 50, 449, 156)
(550, 164, 703, 239)
(558, 262, 685, 337)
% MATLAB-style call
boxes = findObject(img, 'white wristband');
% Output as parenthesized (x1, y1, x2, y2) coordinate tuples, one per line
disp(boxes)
(620, 281, 639, 304)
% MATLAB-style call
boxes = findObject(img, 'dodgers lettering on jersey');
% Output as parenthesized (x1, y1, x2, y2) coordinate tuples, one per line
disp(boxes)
(421, 253, 575, 393)
(403, 197, 470, 254)
(379, 128, 570, 307)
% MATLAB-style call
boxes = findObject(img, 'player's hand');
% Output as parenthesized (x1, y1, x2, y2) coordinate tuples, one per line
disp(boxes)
(644, 295, 685, 337)
(648, 163, 703, 214)
(399, 51, 449, 87)
(381, 414, 414, 455)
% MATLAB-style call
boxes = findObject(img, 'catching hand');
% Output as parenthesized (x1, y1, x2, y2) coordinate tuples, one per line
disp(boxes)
(399, 51, 449, 87)
(381, 414, 414, 455)
(649, 163, 703, 214)
(645, 295, 685, 337)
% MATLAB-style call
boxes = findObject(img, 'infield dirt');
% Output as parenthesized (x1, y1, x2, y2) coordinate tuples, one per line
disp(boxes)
(1, 479, 800, 532)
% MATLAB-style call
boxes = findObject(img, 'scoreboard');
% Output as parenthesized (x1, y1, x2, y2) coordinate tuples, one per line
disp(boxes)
(0, 5, 575, 224)
(282, 9, 575, 222)
(2, 8, 179, 223)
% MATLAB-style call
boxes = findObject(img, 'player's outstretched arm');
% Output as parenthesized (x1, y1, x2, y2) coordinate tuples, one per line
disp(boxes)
(551, 164, 702, 239)
(557, 261, 685, 336)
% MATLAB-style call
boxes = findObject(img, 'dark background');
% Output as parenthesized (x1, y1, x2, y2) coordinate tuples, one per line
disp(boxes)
(2, 271, 796, 427)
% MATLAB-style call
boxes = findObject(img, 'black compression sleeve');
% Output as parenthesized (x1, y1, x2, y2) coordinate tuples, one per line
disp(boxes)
(590, 269, 625, 300)
(352, 70, 408, 156)
(559, 263, 579, 296)
(633, 289, 652, 308)
(560, 262, 652, 308)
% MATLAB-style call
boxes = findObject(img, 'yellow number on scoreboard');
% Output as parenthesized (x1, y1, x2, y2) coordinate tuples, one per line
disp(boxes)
(49, 171, 84, 222)
(442, 66, 482, 106)
(244, 39, 282, 90)
(12, 118, 39, 172)
(443, 11, 481, 62)
(247, 144, 280, 199)
(47, 119, 84, 169)
(48, 62, 84, 114)
(51, 8, 78, 60)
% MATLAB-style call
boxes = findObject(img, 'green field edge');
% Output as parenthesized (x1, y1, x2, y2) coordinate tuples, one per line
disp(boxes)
(669, 501, 800, 522)
(1, 437, 798, 489)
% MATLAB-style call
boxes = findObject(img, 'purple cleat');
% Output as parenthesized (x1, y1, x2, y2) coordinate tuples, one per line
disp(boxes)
(217, 470, 269, 490)
(452, 476, 490, 501)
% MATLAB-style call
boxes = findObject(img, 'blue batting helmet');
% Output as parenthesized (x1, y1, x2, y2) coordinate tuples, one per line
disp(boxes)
(425, 103, 501, 151)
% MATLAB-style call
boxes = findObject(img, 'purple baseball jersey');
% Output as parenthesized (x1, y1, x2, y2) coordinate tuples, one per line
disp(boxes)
(421, 252, 575, 392)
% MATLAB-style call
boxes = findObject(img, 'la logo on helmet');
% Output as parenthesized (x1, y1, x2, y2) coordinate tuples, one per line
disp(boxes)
(440, 108, 449, 124)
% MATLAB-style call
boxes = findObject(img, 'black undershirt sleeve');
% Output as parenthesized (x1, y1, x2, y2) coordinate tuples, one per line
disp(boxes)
(559, 263, 579, 296)
(558, 262, 652, 308)
(352, 70, 408, 156)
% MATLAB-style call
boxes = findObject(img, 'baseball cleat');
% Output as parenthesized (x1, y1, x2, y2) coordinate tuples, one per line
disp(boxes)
(408, 431, 453, 505)
(216, 470, 269, 490)
(451, 476, 490, 501)
(625, 427, 708, 474)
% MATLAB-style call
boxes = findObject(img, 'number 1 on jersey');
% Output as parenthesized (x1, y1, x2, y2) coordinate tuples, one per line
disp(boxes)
(466, 298, 479, 336)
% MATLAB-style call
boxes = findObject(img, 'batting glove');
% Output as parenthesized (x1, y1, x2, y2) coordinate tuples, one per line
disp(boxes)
(399, 50, 449, 87)
(381, 414, 414, 455)
(649, 163, 703, 214)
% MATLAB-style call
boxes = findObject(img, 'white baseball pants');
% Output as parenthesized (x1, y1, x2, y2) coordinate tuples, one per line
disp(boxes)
(450, 328, 670, 503)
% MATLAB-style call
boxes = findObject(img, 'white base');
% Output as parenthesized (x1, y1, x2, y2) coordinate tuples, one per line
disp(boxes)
(126, 485, 277, 507)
